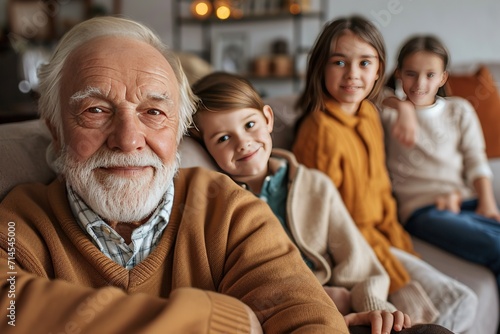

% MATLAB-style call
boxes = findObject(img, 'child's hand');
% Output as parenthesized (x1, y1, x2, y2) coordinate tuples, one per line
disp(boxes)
(473, 176, 500, 221)
(435, 191, 462, 213)
(323, 286, 351, 315)
(383, 96, 418, 148)
(476, 202, 500, 222)
(391, 100, 418, 148)
(344, 310, 411, 334)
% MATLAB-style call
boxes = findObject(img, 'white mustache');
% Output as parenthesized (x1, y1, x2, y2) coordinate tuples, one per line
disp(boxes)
(64, 146, 164, 170)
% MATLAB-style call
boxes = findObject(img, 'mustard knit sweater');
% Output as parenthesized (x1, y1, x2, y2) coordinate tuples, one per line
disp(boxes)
(0, 167, 346, 333)
(293, 98, 415, 293)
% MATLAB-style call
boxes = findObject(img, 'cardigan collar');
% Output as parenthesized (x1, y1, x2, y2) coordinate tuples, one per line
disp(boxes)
(323, 97, 373, 128)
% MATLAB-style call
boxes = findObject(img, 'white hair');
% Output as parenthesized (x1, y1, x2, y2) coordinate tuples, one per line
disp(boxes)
(38, 16, 197, 145)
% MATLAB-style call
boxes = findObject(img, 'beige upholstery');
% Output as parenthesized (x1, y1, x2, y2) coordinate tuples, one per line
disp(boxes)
(0, 120, 55, 199)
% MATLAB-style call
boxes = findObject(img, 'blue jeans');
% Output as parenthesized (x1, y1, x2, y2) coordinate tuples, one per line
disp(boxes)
(405, 199, 500, 294)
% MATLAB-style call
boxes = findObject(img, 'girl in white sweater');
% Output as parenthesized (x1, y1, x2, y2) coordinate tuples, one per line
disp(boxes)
(381, 35, 500, 303)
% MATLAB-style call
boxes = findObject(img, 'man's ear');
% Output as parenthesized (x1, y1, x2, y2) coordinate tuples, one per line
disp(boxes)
(45, 119, 61, 153)
(263, 105, 274, 133)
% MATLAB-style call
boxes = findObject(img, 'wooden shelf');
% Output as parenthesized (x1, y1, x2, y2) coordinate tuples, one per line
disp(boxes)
(178, 11, 322, 24)
(173, 0, 327, 96)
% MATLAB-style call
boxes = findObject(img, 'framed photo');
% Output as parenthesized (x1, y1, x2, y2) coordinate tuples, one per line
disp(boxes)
(211, 32, 249, 74)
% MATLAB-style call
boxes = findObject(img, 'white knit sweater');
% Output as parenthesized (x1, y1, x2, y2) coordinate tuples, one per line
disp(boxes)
(380, 96, 492, 222)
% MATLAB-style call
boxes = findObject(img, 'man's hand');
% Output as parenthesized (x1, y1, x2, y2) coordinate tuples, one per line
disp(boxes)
(323, 286, 352, 315)
(344, 310, 411, 334)
(435, 191, 462, 213)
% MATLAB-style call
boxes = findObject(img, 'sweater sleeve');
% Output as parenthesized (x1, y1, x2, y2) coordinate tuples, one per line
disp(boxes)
(190, 175, 349, 334)
(323, 176, 397, 313)
(0, 253, 255, 334)
(455, 98, 493, 185)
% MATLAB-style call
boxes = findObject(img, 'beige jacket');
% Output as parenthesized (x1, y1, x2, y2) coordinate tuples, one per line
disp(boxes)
(272, 149, 396, 313)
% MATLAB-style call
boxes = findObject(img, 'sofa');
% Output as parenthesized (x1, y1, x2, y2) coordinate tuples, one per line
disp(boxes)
(0, 63, 499, 334)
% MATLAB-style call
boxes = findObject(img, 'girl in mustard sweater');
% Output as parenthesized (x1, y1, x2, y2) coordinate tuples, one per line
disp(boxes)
(292, 15, 477, 332)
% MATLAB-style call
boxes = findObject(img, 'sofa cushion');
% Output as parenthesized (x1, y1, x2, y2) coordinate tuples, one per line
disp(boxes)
(446, 65, 500, 158)
(412, 238, 499, 334)
(179, 136, 218, 170)
(265, 94, 301, 151)
(0, 119, 55, 200)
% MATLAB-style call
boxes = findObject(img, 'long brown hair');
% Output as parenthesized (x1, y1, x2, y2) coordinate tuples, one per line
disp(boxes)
(386, 35, 449, 97)
(295, 15, 386, 127)
(189, 71, 265, 143)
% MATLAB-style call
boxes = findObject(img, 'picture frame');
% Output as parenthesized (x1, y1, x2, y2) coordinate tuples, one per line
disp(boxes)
(211, 32, 249, 75)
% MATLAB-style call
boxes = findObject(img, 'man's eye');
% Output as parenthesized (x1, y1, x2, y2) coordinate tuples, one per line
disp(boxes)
(138, 109, 169, 129)
(147, 109, 161, 116)
(76, 107, 110, 128)
(217, 135, 229, 143)
(246, 121, 255, 129)
(88, 107, 104, 113)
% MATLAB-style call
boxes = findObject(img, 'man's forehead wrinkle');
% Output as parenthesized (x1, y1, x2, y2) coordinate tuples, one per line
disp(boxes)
(76, 62, 122, 77)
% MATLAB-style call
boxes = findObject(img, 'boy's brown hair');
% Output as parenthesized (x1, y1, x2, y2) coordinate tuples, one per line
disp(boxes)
(189, 71, 265, 143)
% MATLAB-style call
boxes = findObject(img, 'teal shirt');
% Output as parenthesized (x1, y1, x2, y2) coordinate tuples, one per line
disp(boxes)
(257, 163, 315, 270)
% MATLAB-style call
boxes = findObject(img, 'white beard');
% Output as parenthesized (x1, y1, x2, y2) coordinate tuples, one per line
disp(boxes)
(54, 146, 179, 223)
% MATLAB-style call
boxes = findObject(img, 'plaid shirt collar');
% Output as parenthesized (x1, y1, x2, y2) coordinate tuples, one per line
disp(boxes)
(67, 182, 174, 270)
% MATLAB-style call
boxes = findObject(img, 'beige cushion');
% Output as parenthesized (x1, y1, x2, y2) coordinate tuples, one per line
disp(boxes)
(0, 120, 55, 199)
(266, 94, 302, 151)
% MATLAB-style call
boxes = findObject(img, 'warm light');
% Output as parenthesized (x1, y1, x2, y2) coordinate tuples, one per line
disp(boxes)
(289, 3, 301, 15)
(195, 3, 209, 16)
(216, 5, 231, 20)
(191, 0, 212, 19)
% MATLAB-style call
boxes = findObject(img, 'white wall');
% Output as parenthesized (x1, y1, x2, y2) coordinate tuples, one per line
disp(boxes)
(330, 0, 500, 71)
(110, 0, 500, 71)
(117, 0, 500, 95)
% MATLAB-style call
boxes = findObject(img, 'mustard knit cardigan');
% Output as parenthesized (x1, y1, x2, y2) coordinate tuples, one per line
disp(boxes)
(293, 98, 416, 293)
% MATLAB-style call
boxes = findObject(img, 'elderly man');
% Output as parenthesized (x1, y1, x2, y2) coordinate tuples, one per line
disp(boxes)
(0, 16, 346, 333)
